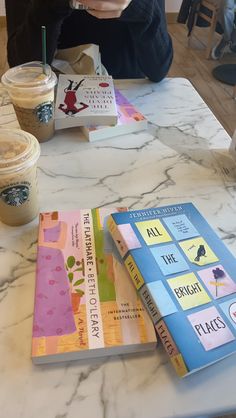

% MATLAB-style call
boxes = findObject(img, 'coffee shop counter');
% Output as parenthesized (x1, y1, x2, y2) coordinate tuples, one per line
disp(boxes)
(0, 77, 236, 418)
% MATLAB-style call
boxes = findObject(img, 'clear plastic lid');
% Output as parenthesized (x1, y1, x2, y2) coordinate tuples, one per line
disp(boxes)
(0, 128, 40, 174)
(1, 61, 57, 93)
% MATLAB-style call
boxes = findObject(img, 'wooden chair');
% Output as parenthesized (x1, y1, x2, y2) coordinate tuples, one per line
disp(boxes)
(189, 0, 219, 59)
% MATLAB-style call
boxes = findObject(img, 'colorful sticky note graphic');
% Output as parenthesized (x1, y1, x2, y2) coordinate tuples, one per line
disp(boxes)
(187, 306, 235, 351)
(135, 219, 172, 246)
(163, 214, 200, 241)
(219, 299, 236, 330)
(167, 272, 211, 310)
(116, 223, 141, 256)
(150, 244, 189, 276)
(145, 281, 178, 318)
(197, 265, 236, 299)
(179, 237, 219, 266)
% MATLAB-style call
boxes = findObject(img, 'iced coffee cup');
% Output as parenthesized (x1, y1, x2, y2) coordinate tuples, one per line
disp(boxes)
(1, 62, 57, 142)
(0, 128, 40, 226)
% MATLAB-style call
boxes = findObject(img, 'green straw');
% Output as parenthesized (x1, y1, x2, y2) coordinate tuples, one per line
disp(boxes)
(41, 25, 47, 74)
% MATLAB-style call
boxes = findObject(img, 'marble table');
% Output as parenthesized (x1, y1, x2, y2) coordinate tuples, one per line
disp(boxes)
(1, 77, 236, 418)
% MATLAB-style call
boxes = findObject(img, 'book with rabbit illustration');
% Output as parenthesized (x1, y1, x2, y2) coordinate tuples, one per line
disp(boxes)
(32, 208, 157, 364)
(107, 203, 236, 377)
(54, 74, 117, 130)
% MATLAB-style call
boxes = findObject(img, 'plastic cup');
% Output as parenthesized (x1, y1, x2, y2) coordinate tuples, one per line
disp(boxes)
(1, 62, 57, 143)
(0, 128, 41, 226)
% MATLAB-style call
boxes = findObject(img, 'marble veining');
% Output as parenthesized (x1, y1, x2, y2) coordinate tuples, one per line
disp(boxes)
(0, 77, 236, 418)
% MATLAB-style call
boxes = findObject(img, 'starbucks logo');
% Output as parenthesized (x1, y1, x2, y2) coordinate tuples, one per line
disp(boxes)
(35, 101, 53, 124)
(0, 185, 29, 206)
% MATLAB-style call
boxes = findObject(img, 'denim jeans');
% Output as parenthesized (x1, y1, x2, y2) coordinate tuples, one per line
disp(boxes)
(217, 0, 236, 42)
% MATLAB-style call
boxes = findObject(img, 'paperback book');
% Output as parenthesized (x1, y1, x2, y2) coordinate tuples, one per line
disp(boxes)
(32, 208, 157, 364)
(107, 203, 236, 377)
(81, 89, 147, 142)
(54, 74, 118, 130)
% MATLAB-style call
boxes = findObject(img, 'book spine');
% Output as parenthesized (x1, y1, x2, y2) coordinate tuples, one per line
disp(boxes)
(125, 258, 187, 375)
(107, 215, 189, 377)
(156, 320, 188, 377)
(107, 215, 130, 258)
(126, 255, 189, 377)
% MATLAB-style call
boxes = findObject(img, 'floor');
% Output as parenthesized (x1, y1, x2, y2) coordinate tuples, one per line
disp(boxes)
(168, 23, 236, 138)
(0, 20, 236, 136)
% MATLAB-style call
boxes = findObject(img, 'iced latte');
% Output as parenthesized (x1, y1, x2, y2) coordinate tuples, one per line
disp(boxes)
(1, 62, 57, 142)
(0, 129, 40, 226)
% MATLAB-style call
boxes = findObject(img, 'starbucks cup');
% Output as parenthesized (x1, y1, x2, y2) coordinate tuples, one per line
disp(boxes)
(0, 128, 40, 226)
(1, 62, 57, 143)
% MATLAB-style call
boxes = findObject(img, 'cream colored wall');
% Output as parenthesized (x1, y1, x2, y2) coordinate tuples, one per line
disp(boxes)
(165, 0, 182, 13)
(0, 0, 5, 15)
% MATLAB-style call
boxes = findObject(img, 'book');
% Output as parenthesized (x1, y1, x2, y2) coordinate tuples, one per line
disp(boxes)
(107, 203, 236, 377)
(32, 208, 157, 364)
(80, 89, 147, 142)
(54, 75, 118, 130)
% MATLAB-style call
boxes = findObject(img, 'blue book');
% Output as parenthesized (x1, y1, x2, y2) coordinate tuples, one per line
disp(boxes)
(107, 203, 236, 377)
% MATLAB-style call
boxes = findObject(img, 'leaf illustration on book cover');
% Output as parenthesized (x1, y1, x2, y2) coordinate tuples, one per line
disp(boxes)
(65, 256, 85, 293)
(67, 255, 75, 268)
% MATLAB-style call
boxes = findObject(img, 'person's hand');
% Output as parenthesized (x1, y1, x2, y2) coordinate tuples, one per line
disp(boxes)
(76, 0, 132, 19)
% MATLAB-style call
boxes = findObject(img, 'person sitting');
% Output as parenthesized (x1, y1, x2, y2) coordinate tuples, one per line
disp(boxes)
(211, 0, 236, 59)
(177, 0, 236, 59)
(5, 0, 173, 82)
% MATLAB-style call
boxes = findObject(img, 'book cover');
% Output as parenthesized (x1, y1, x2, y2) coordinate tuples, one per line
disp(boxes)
(54, 75, 118, 130)
(107, 203, 236, 377)
(81, 89, 147, 142)
(32, 208, 157, 364)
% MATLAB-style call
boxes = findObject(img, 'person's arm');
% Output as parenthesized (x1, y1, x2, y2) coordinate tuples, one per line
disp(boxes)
(5, 0, 72, 67)
(80, 0, 173, 82)
(120, 0, 173, 82)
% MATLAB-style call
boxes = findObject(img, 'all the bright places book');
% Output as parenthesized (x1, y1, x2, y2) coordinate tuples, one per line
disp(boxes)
(107, 203, 236, 377)
(55, 74, 118, 130)
(32, 208, 157, 364)
(81, 89, 147, 142)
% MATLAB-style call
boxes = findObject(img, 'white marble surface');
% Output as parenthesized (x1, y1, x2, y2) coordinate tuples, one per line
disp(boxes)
(0, 77, 236, 418)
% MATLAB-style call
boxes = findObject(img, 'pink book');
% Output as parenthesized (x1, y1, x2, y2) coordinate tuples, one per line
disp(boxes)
(81, 89, 147, 142)
(32, 208, 157, 364)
